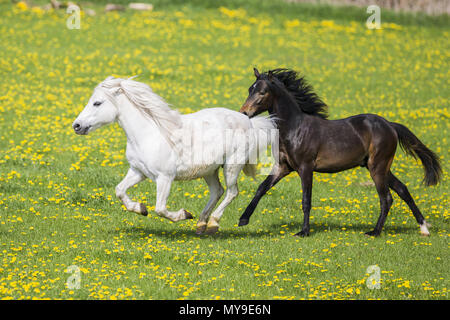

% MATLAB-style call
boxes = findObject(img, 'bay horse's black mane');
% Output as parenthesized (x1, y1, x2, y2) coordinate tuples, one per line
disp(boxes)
(262, 68, 328, 119)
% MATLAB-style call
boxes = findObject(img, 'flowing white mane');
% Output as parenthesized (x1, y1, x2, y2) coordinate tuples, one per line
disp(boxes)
(97, 76, 182, 145)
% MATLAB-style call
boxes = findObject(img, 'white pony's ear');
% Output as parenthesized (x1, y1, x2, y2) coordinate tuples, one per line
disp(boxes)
(105, 76, 115, 81)
(114, 87, 124, 96)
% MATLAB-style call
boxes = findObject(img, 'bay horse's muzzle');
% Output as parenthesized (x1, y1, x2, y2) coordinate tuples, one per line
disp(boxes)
(239, 103, 255, 118)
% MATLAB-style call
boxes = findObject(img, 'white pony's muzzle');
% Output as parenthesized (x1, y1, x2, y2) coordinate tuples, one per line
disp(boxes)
(72, 121, 91, 135)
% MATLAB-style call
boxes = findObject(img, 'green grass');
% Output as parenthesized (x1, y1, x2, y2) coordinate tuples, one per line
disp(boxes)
(0, 0, 448, 299)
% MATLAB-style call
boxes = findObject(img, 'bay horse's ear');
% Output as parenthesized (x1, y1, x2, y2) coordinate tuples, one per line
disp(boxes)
(268, 70, 273, 82)
(253, 67, 260, 79)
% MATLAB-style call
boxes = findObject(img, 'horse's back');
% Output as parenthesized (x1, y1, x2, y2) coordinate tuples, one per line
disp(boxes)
(342, 113, 398, 163)
(182, 107, 251, 129)
(313, 114, 396, 172)
(344, 113, 397, 141)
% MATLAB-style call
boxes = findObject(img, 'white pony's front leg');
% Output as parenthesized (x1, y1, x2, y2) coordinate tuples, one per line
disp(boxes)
(155, 175, 193, 222)
(115, 168, 147, 215)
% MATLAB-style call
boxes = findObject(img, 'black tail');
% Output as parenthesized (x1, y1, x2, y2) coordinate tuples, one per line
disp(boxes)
(390, 122, 442, 186)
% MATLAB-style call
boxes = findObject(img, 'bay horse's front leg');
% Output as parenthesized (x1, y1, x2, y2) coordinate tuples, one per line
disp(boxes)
(238, 162, 291, 226)
(155, 175, 193, 222)
(115, 168, 147, 216)
(295, 165, 313, 237)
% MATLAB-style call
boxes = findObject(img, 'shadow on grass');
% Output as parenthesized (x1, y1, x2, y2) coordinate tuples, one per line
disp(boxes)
(298, 221, 421, 236)
(110, 225, 272, 240)
(111, 219, 422, 240)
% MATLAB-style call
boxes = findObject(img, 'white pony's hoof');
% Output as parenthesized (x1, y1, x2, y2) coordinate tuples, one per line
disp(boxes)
(420, 221, 431, 236)
(205, 217, 220, 234)
(205, 225, 219, 235)
(139, 203, 148, 216)
(183, 209, 193, 220)
(196, 224, 207, 235)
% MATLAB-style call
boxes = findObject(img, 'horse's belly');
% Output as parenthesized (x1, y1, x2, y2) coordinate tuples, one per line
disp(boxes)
(172, 129, 228, 180)
(174, 164, 219, 180)
(314, 161, 362, 173)
(314, 148, 367, 173)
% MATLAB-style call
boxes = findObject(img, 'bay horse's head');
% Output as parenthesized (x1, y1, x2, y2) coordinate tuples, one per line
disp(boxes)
(240, 68, 328, 119)
(72, 76, 121, 135)
(240, 68, 275, 118)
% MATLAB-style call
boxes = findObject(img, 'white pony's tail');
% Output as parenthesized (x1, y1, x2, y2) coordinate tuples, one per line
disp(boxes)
(243, 116, 277, 178)
(243, 162, 258, 178)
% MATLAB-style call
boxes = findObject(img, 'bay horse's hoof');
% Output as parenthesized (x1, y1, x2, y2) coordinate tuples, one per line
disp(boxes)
(294, 230, 310, 237)
(238, 219, 249, 227)
(195, 224, 206, 235)
(139, 203, 148, 216)
(184, 210, 193, 220)
(365, 230, 380, 237)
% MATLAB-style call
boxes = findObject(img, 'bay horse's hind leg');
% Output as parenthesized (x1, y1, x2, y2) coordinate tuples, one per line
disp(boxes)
(366, 171, 393, 236)
(196, 169, 224, 235)
(365, 120, 399, 237)
(388, 171, 430, 236)
(366, 159, 394, 237)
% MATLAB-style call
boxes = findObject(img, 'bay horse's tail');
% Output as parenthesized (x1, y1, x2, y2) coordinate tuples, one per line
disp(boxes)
(390, 122, 442, 186)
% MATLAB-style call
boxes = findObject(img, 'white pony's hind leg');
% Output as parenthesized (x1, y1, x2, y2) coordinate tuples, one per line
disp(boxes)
(206, 164, 241, 234)
(115, 168, 147, 215)
(196, 170, 224, 234)
(155, 175, 193, 222)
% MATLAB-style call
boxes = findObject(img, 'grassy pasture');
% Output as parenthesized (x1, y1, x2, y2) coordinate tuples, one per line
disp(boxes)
(0, 0, 448, 299)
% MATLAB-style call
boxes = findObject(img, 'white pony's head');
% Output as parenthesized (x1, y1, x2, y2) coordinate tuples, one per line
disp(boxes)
(72, 76, 123, 135)
(73, 76, 182, 147)
(72, 77, 181, 140)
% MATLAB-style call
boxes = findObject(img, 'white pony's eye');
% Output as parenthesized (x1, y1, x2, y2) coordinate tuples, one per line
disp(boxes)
(93, 101, 103, 107)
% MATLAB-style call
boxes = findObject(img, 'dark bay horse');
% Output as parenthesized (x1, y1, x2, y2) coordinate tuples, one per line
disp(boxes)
(238, 68, 442, 237)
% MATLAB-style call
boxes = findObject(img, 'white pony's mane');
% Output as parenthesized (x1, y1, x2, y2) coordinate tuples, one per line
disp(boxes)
(97, 76, 182, 146)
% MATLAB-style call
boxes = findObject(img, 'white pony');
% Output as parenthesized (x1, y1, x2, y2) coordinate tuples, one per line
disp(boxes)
(73, 76, 276, 234)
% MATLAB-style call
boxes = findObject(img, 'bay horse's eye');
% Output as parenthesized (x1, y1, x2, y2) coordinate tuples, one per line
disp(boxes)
(93, 101, 102, 106)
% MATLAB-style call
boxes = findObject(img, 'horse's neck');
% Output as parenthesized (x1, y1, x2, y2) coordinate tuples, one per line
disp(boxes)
(116, 96, 163, 145)
(271, 94, 304, 124)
